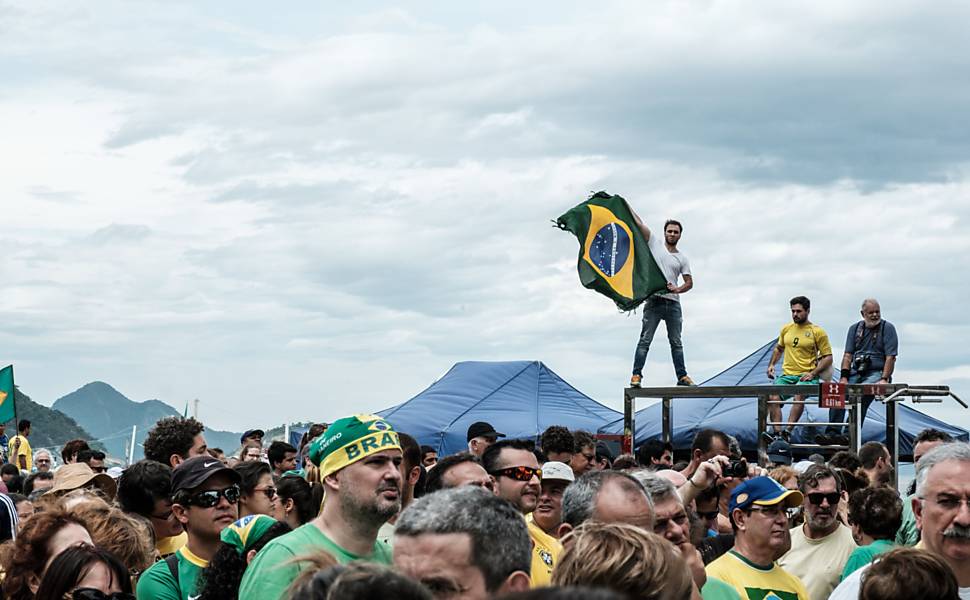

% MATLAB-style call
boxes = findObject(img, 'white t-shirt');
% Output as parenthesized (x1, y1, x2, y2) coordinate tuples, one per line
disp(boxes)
(646, 231, 691, 302)
(777, 524, 857, 600)
(829, 562, 970, 600)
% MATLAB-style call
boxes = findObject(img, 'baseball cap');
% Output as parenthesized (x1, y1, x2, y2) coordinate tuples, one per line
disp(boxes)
(541, 461, 575, 483)
(466, 421, 505, 442)
(172, 456, 241, 494)
(240, 429, 265, 443)
(729, 475, 803, 513)
(767, 439, 792, 465)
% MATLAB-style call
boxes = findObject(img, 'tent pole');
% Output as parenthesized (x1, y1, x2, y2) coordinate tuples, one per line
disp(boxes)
(623, 389, 634, 455)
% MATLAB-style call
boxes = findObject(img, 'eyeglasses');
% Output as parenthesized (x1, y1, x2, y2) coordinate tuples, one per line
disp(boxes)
(748, 506, 787, 519)
(489, 466, 541, 482)
(923, 495, 970, 513)
(806, 492, 841, 507)
(253, 486, 277, 499)
(184, 484, 241, 508)
(71, 589, 136, 600)
(697, 510, 720, 521)
(91, 466, 107, 473)
(149, 509, 174, 521)
(36, 459, 51, 464)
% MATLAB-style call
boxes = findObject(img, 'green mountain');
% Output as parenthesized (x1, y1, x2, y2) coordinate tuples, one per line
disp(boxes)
(3, 387, 103, 455)
(52, 382, 244, 460)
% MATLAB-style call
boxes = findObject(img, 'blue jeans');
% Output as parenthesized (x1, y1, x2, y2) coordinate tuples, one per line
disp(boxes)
(632, 297, 687, 379)
(825, 371, 884, 435)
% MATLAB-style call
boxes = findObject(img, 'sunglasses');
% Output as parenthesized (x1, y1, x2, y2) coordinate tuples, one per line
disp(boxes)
(806, 492, 841, 506)
(185, 484, 241, 508)
(697, 510, 720, 521)
(253, 486, 277, 499)
(71, 589, 135, 600)
(489, 466, 541, 482)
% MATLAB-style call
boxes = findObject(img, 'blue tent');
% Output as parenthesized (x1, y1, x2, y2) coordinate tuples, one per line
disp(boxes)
(378, 361, 621, 456)
(598, 340, 968, 457)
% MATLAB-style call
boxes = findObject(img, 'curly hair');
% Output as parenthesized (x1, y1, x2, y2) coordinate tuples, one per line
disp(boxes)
(60, 439, 91, 465)
(540, 426, 576, 456)
(0, 509, 90, 600)
(143, 417, 205, 465)
(553, 522, 693, 600)
(196, 520, 292, 600)
(860, 548, 959, 600)
(847, 487, 903, 541)
(572, 430, 595, 452)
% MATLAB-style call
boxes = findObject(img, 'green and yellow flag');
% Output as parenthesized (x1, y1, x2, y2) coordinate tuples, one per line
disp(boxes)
(557, 191, 667, 311)
(0, 365, 15, 425)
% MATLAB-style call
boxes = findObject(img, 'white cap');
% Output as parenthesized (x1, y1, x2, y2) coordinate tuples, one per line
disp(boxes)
(107, 466, 124, 479)
(541, 461, 575, 483)
(792, 460, 815, 475)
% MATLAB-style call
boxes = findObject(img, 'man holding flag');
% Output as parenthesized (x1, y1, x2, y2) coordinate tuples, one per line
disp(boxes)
(557, 192, 696, 388)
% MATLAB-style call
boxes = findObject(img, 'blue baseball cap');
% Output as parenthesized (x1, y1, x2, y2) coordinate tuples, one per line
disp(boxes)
(767, 439, 792, 465)
(729, 476, 803, 513)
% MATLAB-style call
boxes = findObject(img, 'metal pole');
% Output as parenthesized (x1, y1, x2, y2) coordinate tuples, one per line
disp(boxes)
(623, 390, 634, 455)
(886, 399, 899, 489)
(757, 395, 768, 462)
(662, 397, 672, 444)
(849, 390, 860, 453)
(128, 425, 137, 466)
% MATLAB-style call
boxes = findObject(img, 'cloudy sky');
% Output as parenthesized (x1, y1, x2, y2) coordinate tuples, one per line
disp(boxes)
(3, 1, 970, 435)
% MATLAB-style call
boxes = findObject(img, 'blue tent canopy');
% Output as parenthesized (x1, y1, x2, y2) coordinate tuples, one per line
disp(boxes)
(598, 340, 968, 457)
(378, 361, 621, 456)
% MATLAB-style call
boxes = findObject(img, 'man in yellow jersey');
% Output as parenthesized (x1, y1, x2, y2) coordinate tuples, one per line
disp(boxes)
(482, 439, 561, 587)
(707, 476, 809, 600)
(765, 296, 833, 442)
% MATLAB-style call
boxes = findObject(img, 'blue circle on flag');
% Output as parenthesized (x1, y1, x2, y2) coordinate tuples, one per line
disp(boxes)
(590, 223, 630, 276)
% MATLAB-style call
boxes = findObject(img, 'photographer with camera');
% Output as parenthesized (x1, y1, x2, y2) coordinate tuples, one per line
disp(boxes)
(819, 299, 898, 445)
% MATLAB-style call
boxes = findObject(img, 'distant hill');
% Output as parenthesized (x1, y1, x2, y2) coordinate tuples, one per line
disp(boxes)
(3, 387, 103, 455)
(53, 382, 244, 460)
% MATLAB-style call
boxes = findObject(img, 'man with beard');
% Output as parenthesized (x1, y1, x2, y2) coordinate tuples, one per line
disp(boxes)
(764, 296, 833, 441)
(707, 476, 808, 600)
(830, 442, 970, 599)
(239, 414, 402, 600)
(859, 442, 893, 488)
(778, 465, 856, 600)
(819, 298, 898, 445)
(137, 456, 242, 600)
(530, 461, 574, 539)
(483, 439, 559, 587)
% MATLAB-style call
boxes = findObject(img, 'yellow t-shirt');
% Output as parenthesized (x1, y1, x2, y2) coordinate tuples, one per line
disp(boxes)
(155, 531, 188, 557)
(8, 435, 31, 471)
(778, 323, 832, 376)
(707, 550, 810, 600)
(526, 515, 561, 587)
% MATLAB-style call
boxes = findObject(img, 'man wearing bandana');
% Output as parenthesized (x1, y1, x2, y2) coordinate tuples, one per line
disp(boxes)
(238, 414, 403, 600)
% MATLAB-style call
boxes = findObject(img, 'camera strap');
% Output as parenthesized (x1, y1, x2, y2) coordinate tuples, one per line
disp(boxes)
(853, 320, 884, 356)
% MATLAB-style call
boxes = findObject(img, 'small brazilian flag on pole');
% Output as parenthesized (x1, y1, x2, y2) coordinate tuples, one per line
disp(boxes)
(0, 365, 15, 425)
(557, 191, 668, 311)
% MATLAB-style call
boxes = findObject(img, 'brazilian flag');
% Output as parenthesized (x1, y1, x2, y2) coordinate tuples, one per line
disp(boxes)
(0, 365, 14, 425)
(557, 191, 667, 311)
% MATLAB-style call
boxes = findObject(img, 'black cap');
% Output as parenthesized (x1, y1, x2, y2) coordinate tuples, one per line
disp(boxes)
(240, 429, 265, 443)
(767, 439, 792, 465)
(171, 456, 241, 493)
(466, 421, 505, 443)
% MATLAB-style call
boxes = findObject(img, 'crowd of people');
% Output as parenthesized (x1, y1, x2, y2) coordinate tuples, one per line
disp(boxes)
(0, 410, 966, 600)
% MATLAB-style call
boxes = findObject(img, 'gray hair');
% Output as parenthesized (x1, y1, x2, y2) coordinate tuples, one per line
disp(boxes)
(33, 448, 52, 459)
(395, 486, 530, 591)
(630, 470, 680, 505)
(861, 298, 880, 310)
(561, 470, 652, 527)
(916, 442, 970, 498)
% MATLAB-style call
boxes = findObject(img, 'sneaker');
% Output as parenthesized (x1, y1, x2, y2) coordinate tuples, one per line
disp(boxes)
(814, 434, 831, 446)
(677, 375, 696, 387)
(780, 429, 791, 443)
(761, 431, 778, 444)
(630, 374, 642, 388)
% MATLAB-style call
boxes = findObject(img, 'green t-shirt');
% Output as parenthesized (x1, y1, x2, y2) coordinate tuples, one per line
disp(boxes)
(841, 539, 895, 580)
(702, 576, 743, 600)
(136, 546, 207, 600)
(238, 522, 392, 600)
(896, 493, 920, 546)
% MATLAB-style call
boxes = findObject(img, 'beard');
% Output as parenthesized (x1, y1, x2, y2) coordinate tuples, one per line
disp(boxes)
(340, 478, 402, 527)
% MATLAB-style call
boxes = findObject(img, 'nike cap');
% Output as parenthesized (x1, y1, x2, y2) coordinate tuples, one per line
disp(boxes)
(171, 455, 241, 494)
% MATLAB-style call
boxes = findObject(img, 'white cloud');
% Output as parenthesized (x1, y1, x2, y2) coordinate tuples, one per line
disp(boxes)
(1, 1, 969, 436)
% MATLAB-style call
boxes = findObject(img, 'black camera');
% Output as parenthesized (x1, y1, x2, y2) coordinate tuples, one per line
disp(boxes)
(724, 459, 748, 478)
(852, 354, 872, 375)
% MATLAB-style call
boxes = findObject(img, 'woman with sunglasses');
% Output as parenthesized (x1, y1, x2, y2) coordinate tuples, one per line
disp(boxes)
(34, 545, 133, 600)
(234, 460, 279, 520)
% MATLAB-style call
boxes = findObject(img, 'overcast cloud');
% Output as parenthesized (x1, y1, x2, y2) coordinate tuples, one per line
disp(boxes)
(2, 1, 969, 434)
